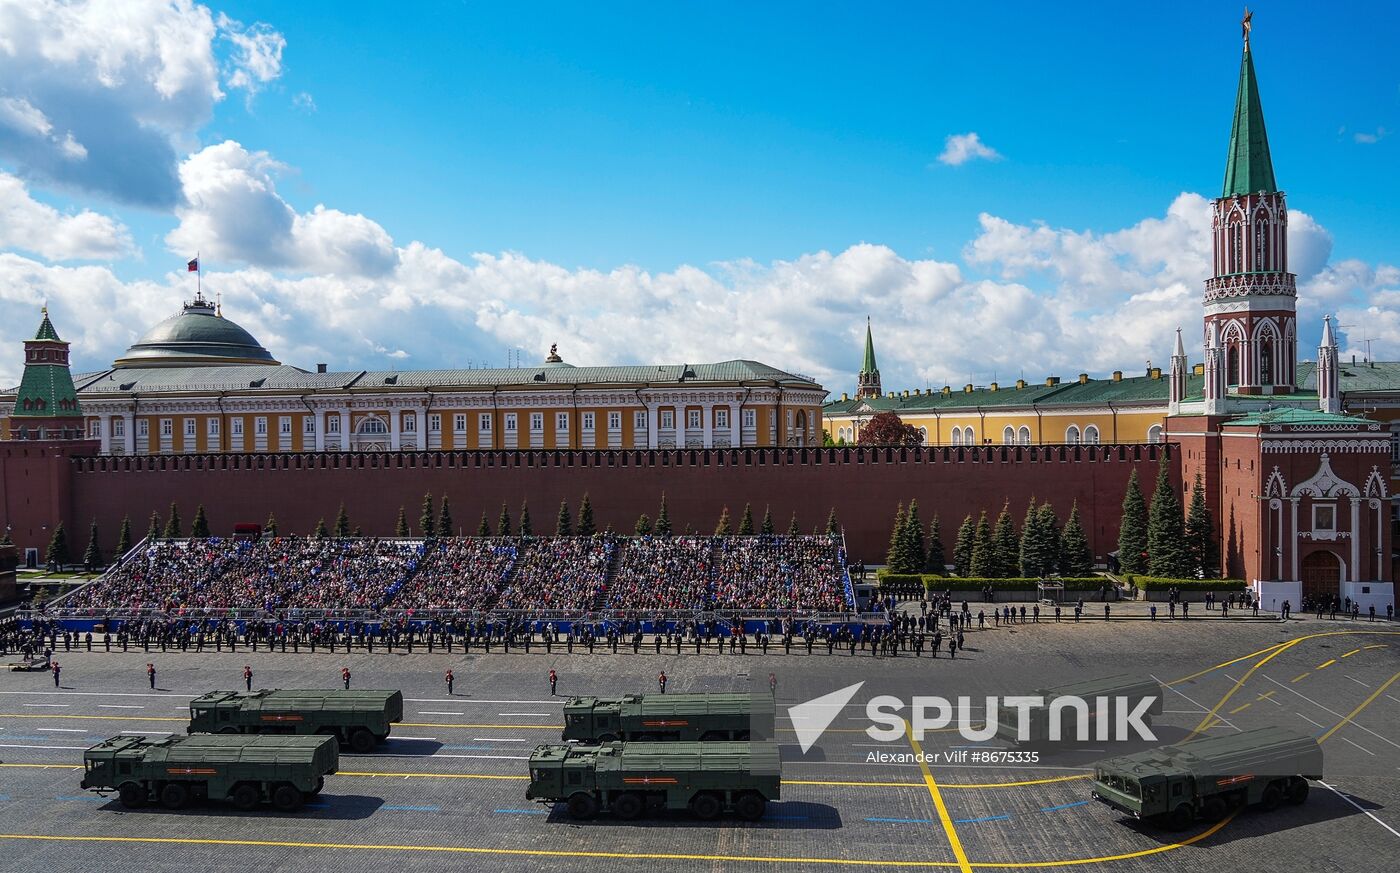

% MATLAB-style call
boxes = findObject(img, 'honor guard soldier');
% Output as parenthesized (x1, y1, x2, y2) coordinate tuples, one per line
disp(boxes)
(445, 669, 455, 696)
(147, 663, 156, 689)
(658, 671, 668, 694)
(769, 673, 777, 696)
(341, 666, 352, 690)
(243, 665, 253, 691)
(549, 669, 558, 696)
(51, 660, 60, 687)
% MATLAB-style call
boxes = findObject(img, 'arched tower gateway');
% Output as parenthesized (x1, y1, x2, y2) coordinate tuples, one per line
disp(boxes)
(1202, 29, 1297, 403)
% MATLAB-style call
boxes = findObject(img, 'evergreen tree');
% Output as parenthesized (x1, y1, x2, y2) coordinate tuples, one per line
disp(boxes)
(556, 499, 573, 536)
(520, 500, 533, 536)
(264, 512, 278, 537)
(635, 513, 653, 535)
(761, 505, 774, 536)
(969, 511, 995, 577)
(437, 496, 454, 537)
(1184, 474, 1219, 578)
(902, 500, 926, 574)
(1037, 502, 1062, 576)
(655, 494, 672, 536)
(191, 504, 211, 538)
(395, 507, 410, 537)
(477, 512, 491, 537)
(885, 502, 906, 569)
(1117, 470, 1148, 575)
(1059, 501, 1093, 576)
(577, 494, 596, 537)
(1147, 463, 1189, 578)
(162, 503, 182, 539)
(147, 511, 161, 541)
(313, 518, 328, 538)
(334, 503, 351, 537)
(787, 513, 800, 536)
(115, 515, 132, 557)
(992, 502, 1019, 578)
(83, 519, 101, 570)
(498, 503, 512, 537)
(738, 503, 754, 535)
(826, 507, 840, 535)
(715, 506, 733, 536)
(419, 493, 437, 539)
(351, 525, 362, 537)
(45, 521, 69, 568)
(1018, 497, 1045, 577)
(952, 515, 975, 577)
(924, 515, 946, 575)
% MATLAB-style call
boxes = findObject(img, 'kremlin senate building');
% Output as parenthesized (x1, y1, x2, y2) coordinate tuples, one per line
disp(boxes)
(0, 26, 1394, 615)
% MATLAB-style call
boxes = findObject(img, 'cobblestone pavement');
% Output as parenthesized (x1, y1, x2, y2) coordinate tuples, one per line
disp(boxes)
(1, 616, 1396, 872)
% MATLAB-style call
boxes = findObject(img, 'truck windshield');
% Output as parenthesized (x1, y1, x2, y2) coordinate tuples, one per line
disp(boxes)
(1096, 770, 1140, 799)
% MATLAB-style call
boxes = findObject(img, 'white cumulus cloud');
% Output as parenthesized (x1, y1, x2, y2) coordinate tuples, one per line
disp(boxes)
(937, 132, 1001, 166)
(0, 171, 132, 260)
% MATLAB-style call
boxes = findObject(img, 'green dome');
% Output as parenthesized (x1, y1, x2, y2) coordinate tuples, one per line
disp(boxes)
(115, 297, 278, 368)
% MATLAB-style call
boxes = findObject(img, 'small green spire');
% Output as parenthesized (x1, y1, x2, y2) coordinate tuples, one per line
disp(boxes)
(34, 307, 61, 341)
(1221, 42, 1277, 198)
(861, 318, 878, 375)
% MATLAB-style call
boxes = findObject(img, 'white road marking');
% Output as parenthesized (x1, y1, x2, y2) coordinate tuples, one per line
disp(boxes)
(417, 712, 465, 716)
(0, 691, 192, 699)
(1347, 676, 1371, 688)
(1152, 674, 1240, 731)
(498, 713, 552, 717)
(21, 704, 69, 708)
(1319, 780, 1400, 839)
(0, 743, 88, 750)
(1296, 713, 1325, 729)
(1342, 737, 1376, 756)
(121, 731, 171, 735)
(390, 736, 438, 741)
(97, 705, 143, 710)
(36, 728, 87, 733)
(1262, 675, 1400, 752)
(471, 738, 527, 743)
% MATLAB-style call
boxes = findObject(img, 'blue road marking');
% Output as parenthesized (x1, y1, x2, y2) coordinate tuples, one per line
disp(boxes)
(865, 817, 933, 824)
(56, 795, 105, 802)
(0, 795, 11, 801)
(1041, 800, 1090, 812)
(953, 814, 1010, 824)
(382, 805, 441, 812)
(494, 808, 548, 815)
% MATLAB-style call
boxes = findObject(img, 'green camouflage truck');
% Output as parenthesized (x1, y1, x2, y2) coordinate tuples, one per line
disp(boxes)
(187, 689, 404, 752)
(562, 692, 773, 743)
(527, 740, 781, 821)
(81, 733, 338, 812)
(995, 675, 1163, 745)
(1091, 726, 1322, 829)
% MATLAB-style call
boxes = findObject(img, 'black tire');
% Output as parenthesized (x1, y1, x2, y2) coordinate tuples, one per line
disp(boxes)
(309, 776, 325, 796)
(1260, 784, 1282, 811)
(612, 792, 643, 821)
(597, 733, 618, 744)
(735, 793, 766, 822)
(230, 783, 260, 811)
(690, 792, 722, 821)
(1287, 778, 1309, 805)
(700, 731, 726, 742)
(349, 729, 375, 754)
(566, 793, 599, 820)
(735, 730, 751, 741)
(118, 782, 146, 809)
(272, 783, 303, 812)
(160, 782, 190, 810)
(1201, 796, 1226, 822)
(1166, 803, 1194, 831)
(218, 726, 239, 734)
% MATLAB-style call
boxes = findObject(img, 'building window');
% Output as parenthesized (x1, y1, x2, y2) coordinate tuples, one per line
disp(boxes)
(455, 414, 467, 432)
(583, 412, 596, 430)
(716, 408, 729, 429)
(660, 410, 674, 429)
(181, 418, 194, 437)
(480, 413, 492, 431)
(963, 426, 975, 444)
(357, 417, 388, 435)
(327, 414, 340, 434)
(403, 413, 416, 433)
(556, 412, 569, 432)
(1002, 426, 1014, 445)
(1017, 426, 1031, 446)
(1391, 431, 1400, 465)
(113, 418, 125, 437)
(1066, 425, 1081, 444)
(279, 416, 291, 435)
(607, 411, 620, 430)
(634, 411, 646, 430)
(255, 417, 268, 435)
(742, 409, 756, 429)
(1083, 425, 1100, 445)
(1313, 504, 1336, 534)
(231, 419, 243, 436)
(138, 419, 149, 437)
(208, 419, 220, 436)
(919, 426, 929, 445)
(160, 418, 173, 437)
(951, 428, 963, 446)
(530, 412, 543, 431)
(89, 420, 99, 438)
(429, 414, 441, 433)
(504, 413, 517, 432)
(1147, 424, 1163, 444)
(687, 409, 701, 429)
(304, 416, 316, 434)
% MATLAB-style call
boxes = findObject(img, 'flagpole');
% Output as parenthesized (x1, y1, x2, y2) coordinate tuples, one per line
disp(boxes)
(197, 251, 201, 299)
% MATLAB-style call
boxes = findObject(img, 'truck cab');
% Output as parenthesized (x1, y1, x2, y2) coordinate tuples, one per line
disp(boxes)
(80, 736, 146, 790)
(527, 744, 595, 800)
(561, 696, 624, 742)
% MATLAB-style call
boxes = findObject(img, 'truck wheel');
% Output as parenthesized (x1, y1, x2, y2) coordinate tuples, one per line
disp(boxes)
(310, 777, 325, 796)
(1260, 784, 1282, 811)
(1166, 803, 1193, 831)
(735, 793, 766, 822)
(700, 731, 725, 742)
(272, 784, 304, 812)
(735, 730, 751, 741)
(231, 783, 260, 811)
(218, 726, 239, 734)
(118, 782, 146, 809)
(349, 729, 375, 754)
(566, 793, 599, 820)
(160, 782, 190, 810)
(612, 792, 643, 821)
(690, 792, 722, 821)
(1287, 778, 1309, 805)
(597, 734, 618, 744)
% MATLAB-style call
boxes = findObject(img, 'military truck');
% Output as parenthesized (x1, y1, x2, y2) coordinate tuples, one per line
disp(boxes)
(187, 689, 404, 752)
(995, 675, 1163, 745)
(527, 741, 781, 821)
(1090, 726, 1322, 829)
(81, 733, 338, 812)
(562, 692, 773, 743)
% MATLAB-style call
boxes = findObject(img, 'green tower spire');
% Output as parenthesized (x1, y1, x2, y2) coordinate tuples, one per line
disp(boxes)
(11, 308, 83, 429)
(1221, 40, 1277, 198)
(861, 318, 878, 376)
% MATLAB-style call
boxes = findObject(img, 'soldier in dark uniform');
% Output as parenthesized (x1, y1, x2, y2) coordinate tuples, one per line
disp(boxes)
(445, 669, 455, 696)
(341, 666, 351, 690)
(244, 665, 253, 691)
(549, 669, 558, 696)
(658, 671, 667, 694)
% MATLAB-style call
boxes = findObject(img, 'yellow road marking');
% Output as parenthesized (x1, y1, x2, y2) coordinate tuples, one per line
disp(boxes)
(1319, 670, 1400, 744)
(0, 763, 79, 770)
(906, 720, 973, 873)
(1342, 649, 1362, 658)
(1228, 703, 1251, 715)
(1291, 673, 1310, 683)
(1317, 659, 1336, 670)
(1256, 690, 1276, 700)
(1166, 641, 1292, 685)
(969, 813, 1235, 868)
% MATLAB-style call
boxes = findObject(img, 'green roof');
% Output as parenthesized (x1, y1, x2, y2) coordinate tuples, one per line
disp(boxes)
(1222, 45, 1277, 197)
(861, 320, 878, 375)
(11, 313, 81, 418)
(1224, 407, 1374, 428)
(34, 311, 61, 341)
(825, 372, 1197, 415)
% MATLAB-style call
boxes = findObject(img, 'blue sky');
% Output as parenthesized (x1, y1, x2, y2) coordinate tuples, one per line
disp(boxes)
(0, 0, 1396, 394)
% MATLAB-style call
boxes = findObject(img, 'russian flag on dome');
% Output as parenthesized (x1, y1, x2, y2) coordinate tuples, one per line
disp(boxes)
(187, 257, 199, 272)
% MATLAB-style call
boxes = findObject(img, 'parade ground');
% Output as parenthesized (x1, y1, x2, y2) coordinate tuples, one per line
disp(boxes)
(0, 615, 1396, 873)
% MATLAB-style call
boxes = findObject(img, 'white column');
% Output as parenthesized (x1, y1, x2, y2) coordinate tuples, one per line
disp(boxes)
(701, 403, 713, 448)
(646, 404, 658, 449)
(728, 403, 740, 448)
(414, 409, 425, 450)
(339, 408, 351, 450)
(1289, 499, 1299, 581)
(98, 414, 111, 454)
(315, 410, 326, 452)
(1350, 498, 1361, 582)
(389, 407, 401, 451)
(122, 412, 135, 455)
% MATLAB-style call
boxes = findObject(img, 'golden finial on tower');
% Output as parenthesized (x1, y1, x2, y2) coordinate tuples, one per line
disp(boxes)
(1242, 7, 1253, 49)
